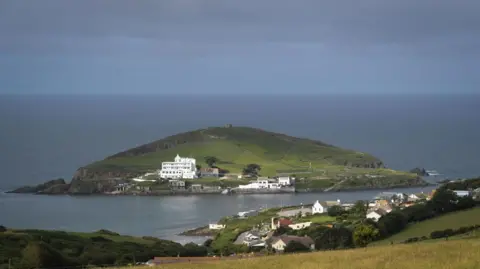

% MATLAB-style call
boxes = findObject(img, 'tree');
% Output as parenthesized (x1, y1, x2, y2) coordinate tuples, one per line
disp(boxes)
(182, 242, 208, 257)
(242, 163, 261, 176)
(196, 164, 202, 171)
(315, 227, 353, 250)
(284, 241, 310, 253)
(21, 241, 71, 268)
(353, 224, 379, 247)
(302, 225, 330, 240)
(204, 156, 219, 168)
(351, 200, 368, 216)
(0, 225, 6, 232)
(456, 196, 476, 210)
(273, 226, 293, 236)
(428, 188, 459, 214)
(327, 205, 345, 217)
(377, 211, 407, 237)
(203, 238, 213, 248)
(402, 203, 436, 222)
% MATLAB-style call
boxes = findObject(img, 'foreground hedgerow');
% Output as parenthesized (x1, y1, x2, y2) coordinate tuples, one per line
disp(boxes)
(128, 239, 479, 269)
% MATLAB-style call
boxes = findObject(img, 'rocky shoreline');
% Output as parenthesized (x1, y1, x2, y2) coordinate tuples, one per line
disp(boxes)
(178, 226, 218, 237)
(9, 180, 431, 196)
(8, 166, 430, 196)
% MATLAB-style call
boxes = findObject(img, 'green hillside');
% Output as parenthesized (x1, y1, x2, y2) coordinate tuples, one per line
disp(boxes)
(373, 207, 480, 245)
(84, 126, 419, 188)
(0, 228, 203, 268)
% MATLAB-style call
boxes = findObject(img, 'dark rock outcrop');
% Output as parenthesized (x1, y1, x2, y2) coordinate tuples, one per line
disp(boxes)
(67, 178, 119, 194)
(345, 161, 385, 169)
(39, 184, 71, 194)
(9, 178, 68, 194)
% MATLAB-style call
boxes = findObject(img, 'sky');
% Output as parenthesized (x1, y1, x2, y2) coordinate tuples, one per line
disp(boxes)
(0, 0, 479, 95)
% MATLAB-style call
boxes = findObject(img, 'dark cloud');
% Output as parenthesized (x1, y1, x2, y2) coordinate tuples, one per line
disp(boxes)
(1, 0, 479, 46)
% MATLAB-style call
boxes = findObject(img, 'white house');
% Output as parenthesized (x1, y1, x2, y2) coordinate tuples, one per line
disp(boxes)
(159, 154, 197, 179)
(366, 208, 388, 222)
(312, 200, 328, 214)
(453, 190, 471, 197)
(209, 224, 226, 230)
(238, 179, 282, 189)
(277, 207, 312, 218)
(278, 176, 291, 186)
(288, 222, 312, 230)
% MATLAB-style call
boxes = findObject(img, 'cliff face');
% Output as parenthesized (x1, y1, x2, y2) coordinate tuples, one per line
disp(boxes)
(68, 177, 119, 194)
(71, 167, 143, 181)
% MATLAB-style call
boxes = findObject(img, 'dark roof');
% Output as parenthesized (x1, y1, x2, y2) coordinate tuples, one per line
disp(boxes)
(273, 235, 314, 248)
(318, 201, 328, 207)
(374, 208, 388, 216)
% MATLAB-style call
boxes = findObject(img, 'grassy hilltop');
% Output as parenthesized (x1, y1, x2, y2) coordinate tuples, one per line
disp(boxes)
(82, 126, 420, 189)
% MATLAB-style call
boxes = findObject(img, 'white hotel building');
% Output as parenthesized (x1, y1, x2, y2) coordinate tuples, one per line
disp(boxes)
(159, 154, 198, 179)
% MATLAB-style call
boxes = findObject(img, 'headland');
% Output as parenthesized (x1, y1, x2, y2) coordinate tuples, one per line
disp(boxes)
(9, 125, 427, 196)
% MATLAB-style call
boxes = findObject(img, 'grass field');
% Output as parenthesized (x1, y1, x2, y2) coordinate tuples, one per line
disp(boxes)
(122, 239, 480, 269)
(298, 214, 336, 224)
(373, 207, 480, 245)
(84, 126, 420, 189)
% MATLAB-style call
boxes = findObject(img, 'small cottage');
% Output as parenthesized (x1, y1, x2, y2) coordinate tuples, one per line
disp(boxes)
(366, 208, 388, 222)
(200, 168, 220, 177)
(278, 176, 291, 186)
(312, 200, 328, 214)
(270, 235, 315, 252)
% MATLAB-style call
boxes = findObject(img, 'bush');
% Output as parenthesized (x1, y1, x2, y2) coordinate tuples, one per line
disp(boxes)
(182, 242, 208, 257)
(20, 241, 72, 268)
(90, 236, 112, 242)
(273, 226, 293, 236)
(404, 237, 419, 243)
(284, 241, 310, 253)
(315, 227, 353, 250)
(430, 225, 480, 240)
(327, 205, 345, 217)
(353, 224, 379, 247)
(203, 239, 213, 248)
(377, 211, 407, 237)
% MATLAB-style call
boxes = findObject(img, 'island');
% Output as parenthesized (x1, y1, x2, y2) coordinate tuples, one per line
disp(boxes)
(9, 125, 427, 195)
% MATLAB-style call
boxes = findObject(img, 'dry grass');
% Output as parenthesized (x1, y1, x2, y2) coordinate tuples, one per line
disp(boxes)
(122, 239, 480, 269)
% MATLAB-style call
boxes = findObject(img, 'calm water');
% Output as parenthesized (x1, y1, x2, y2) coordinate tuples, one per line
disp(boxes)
(0, 94, 479, 242)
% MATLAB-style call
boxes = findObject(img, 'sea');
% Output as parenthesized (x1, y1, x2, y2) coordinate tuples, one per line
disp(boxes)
(1, 94, 479, 243)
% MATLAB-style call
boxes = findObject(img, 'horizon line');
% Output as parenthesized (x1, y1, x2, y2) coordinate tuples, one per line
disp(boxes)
(1, 92, 478, 96)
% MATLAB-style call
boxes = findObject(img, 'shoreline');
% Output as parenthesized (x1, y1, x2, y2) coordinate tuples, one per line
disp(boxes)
(6, 182, 434, 197)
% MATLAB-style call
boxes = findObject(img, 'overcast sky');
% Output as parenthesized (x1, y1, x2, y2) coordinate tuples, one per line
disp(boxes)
(0, 0, 479, 94)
